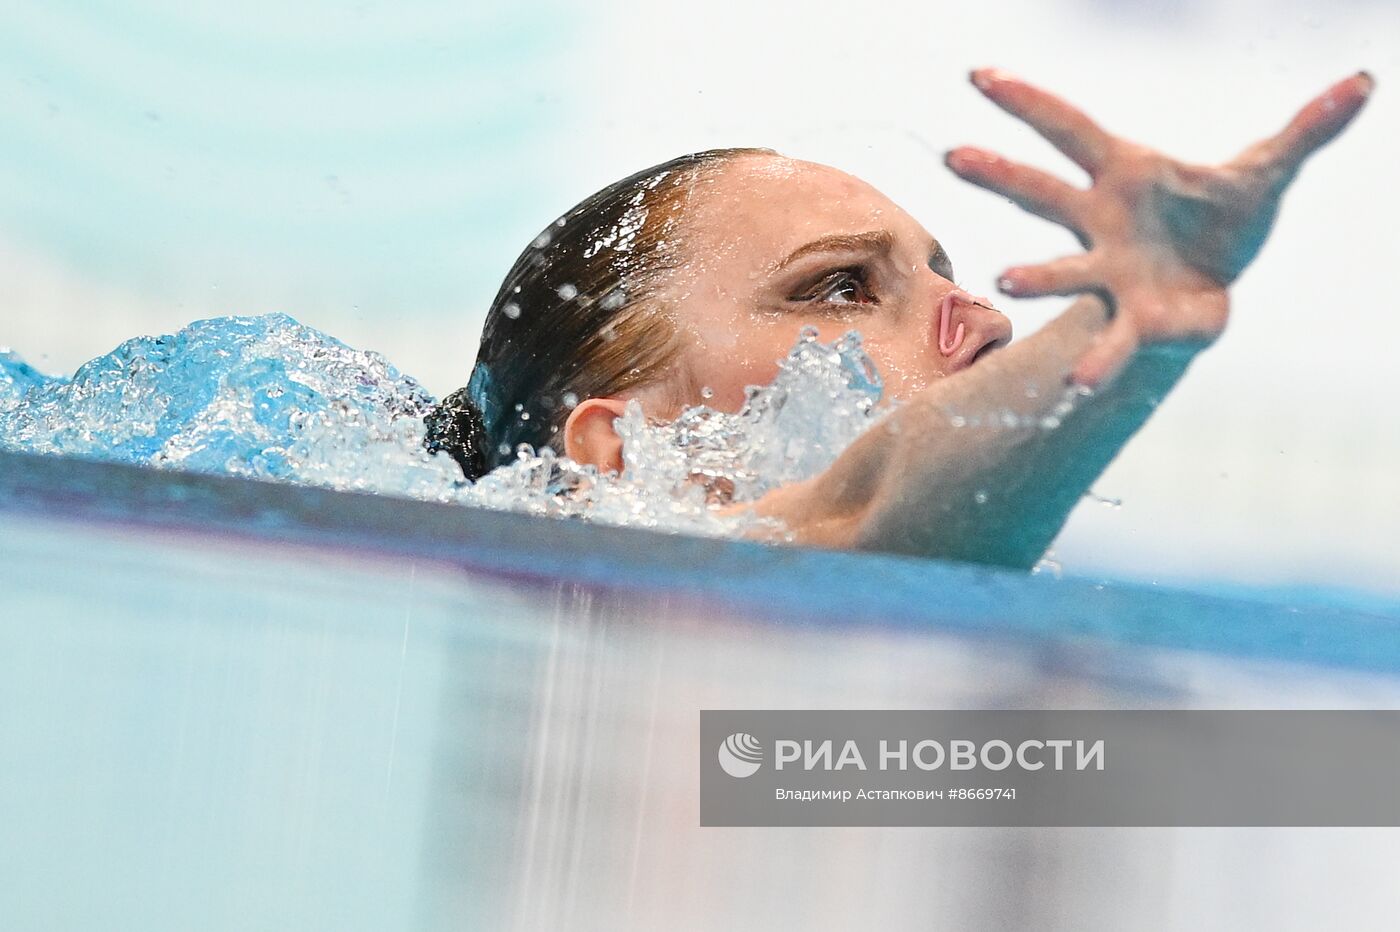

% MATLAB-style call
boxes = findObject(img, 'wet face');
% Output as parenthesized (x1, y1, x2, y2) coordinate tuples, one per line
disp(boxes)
(641, 153, 1012, 415)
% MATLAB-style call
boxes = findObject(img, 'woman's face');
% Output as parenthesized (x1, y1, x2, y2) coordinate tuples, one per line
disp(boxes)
(645, 152, 1013, 414)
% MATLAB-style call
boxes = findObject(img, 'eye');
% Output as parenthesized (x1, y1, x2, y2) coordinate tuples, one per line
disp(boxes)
(928, 246, 955, 283)
(793, 267, 878, 307)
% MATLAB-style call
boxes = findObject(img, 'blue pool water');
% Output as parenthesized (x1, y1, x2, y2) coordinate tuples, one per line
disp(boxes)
(5, 317, 1400, 929)
(4, 448, 1400, 930)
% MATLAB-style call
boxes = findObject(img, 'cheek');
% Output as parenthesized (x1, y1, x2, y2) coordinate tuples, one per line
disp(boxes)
(679, 333, 789, 411)
(858, 331, 954, 401)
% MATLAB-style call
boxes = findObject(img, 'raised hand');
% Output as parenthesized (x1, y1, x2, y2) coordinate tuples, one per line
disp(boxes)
(945, 68, 1375, 386)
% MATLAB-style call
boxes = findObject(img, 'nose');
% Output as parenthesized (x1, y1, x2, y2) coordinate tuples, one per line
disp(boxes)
(931, 288, 1013, 367)
(935, 289, 1001, 356)
(937, 290, 967, 356)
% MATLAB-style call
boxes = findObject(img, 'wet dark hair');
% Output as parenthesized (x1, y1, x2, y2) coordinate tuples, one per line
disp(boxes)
(424, 147, 771, 481)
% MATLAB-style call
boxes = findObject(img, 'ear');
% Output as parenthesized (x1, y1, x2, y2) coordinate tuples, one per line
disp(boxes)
(563, 398, 630, 474)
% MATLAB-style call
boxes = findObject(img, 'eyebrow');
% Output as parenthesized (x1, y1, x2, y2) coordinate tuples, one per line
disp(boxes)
(774, 231, 896, 271)
(775, 230, 952, 279)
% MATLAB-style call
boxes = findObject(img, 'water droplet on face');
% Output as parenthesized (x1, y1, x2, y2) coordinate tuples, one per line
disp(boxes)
(700, 386, 714, 400)
(503, 303, 521, 319)
(949, 414, 967, 428)
(556, 283, 578, 301)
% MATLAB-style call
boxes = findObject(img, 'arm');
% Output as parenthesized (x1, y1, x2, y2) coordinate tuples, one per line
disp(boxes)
(753, 69, 1374, 567)
(754, 295, 1187, 566)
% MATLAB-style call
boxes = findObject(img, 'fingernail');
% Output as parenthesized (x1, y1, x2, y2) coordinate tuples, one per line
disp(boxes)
(945, 148, 978, 172)
(1358, 70, 1376, 93)
(997, 273, 1020, 294)
(970, 69, 993, 91)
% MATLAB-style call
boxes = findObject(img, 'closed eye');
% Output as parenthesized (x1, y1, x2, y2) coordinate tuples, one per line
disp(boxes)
(791, 266, 878, 308)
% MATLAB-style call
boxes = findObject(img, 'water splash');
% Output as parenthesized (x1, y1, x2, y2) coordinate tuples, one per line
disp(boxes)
(0, 350, 59, 414)
(0, 315, 888, 540)
(0, 315, 463, 501)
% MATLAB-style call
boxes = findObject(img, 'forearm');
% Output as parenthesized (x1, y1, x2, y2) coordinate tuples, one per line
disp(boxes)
(759, 295, 1201, 567)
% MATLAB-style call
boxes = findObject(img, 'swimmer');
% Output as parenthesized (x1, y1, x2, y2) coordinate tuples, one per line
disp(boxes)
(426, 69, 1374, 568)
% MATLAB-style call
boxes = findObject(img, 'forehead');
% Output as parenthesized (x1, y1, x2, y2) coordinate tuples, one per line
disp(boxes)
(680, 154, 933, 265)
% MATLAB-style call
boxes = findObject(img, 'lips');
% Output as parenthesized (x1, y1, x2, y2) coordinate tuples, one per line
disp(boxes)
(937, 289, 1012, 371)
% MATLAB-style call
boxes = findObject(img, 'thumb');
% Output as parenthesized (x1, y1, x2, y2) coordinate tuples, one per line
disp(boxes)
(1070, 315, 1138, 389)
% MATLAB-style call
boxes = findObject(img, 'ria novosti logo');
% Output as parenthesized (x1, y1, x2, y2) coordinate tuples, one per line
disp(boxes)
(718, 732, 763, 778)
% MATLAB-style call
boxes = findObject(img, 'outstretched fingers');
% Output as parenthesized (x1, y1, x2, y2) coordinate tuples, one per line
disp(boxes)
(970, 68, 1115, 178)
(945, 147, 1087, 233)
(997, 254, 1100, 298)
(1248, 71, 1376, 175)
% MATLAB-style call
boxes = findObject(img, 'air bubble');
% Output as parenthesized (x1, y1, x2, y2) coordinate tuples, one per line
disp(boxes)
(700, 386, 714, 400)
(556, 283, 578, 301)
(973, 490, 989, 504)
(503, 303, 521, 319)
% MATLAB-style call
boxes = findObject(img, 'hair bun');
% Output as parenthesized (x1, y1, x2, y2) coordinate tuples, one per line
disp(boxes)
(424, 386, 491, 481)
